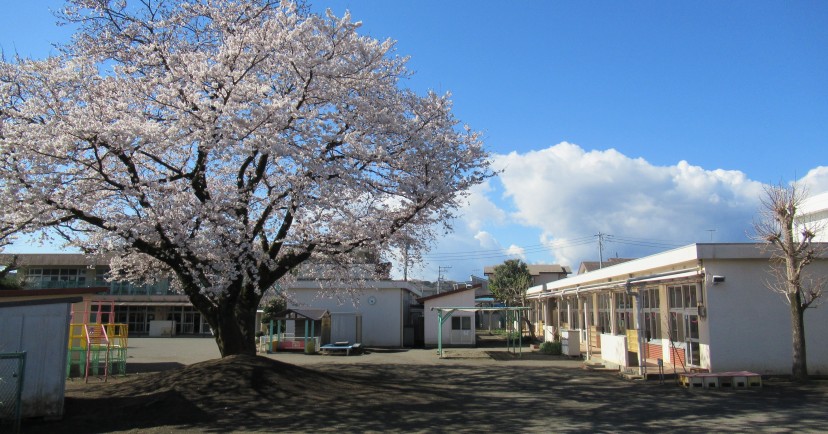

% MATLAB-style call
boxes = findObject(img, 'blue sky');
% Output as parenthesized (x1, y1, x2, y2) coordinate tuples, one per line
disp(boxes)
(3, 1, 828, 282)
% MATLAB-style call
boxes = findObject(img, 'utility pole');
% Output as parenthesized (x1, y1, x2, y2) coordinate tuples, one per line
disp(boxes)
(437, 266, 452, 293)
(596, 232, 606, 268)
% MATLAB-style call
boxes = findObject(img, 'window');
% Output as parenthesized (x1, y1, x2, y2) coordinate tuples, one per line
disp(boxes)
(597, 293, 611, 333)
(669, 312, 684, 341)
(667, 284, 701, 343)
(668, 284, 701, 309)
(451, 316, 471, 331)
(641, 288, 661, 340)
(562, 296, 581, 328)
(615, 293, 634, 334)
(25, 268, 87, 288)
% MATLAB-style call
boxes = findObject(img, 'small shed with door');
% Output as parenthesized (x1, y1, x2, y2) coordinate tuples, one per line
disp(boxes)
(0, 287, 102, 419)
(420, 286, 477, 348)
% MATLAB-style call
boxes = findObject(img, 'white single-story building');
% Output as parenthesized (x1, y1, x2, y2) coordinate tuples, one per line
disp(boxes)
(284, 280, 423, 347)
(527, 243, 828, 375)
(420, 286, 477, 348)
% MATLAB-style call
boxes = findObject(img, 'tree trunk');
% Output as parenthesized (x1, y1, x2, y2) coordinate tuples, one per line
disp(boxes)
(211, 303, 259, 357)
(197, 280, 263, 358)
(520, 315, 537, 342)
(790, 292, 808, 381)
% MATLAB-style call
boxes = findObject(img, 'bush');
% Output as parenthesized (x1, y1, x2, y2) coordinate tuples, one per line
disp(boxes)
(539, 341, 562, 355)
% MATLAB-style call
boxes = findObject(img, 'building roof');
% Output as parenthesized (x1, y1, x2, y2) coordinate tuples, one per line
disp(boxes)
(417, 285, 478, 303)
(577, 258, 635, 274)
(527, 242, 828, 297)
(483, 264, 571, 276)
(273, 308, 330, 321)
(0, 287, 107, 305)
(0, 253, 111, 267)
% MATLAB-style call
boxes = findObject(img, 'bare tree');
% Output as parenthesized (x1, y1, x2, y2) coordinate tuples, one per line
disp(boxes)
(754, 182, 825, 381)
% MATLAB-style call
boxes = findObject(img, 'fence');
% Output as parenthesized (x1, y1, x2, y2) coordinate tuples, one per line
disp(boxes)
(0, 352, 26, 434)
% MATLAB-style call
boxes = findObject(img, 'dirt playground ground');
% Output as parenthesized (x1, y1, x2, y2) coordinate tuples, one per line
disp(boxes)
(20, 337, 828, 433)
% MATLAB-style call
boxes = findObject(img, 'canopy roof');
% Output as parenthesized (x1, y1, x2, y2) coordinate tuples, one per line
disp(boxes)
(274, 308, 329, 321)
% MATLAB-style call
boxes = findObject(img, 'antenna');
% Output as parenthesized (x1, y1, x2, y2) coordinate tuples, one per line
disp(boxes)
(706, 229, 716, 242)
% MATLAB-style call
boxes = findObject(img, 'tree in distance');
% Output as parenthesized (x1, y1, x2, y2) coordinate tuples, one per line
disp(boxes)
(487, 259, 536, 340)
(0, 1, 491, 356)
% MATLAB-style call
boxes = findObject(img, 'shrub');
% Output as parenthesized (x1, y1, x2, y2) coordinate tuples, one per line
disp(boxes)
(539, 341, 562, 355)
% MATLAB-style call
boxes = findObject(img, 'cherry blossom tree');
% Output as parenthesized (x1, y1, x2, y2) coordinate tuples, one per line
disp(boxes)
(0, 0, 490, 356)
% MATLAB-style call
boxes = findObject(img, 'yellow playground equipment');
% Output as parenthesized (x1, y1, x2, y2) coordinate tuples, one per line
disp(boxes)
(67, 300, 128, 382)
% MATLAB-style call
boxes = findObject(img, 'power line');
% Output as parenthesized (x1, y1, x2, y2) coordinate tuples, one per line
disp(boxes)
(421, 236, 595, 261)
(419, 233, 688, 264)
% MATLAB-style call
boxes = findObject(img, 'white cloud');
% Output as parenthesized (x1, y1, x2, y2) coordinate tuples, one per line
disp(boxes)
(460, 180, 508, 232)
(473, 231, 501, 250)
(405, 143, 824, 281)
(800, 166, 828, 195)
(504, 244, 526, 259)
(493, 142, 766, 268)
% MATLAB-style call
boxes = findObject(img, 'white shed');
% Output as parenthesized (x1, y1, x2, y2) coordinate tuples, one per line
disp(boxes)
(420, 287, 477, 348)
(0, 288, 98, 419)
(285, 280, 422, 347)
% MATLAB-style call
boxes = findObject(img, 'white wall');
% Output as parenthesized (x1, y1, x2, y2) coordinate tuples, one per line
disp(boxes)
(600, 333, 627, 367)
(288, 285, 405, 347)
(0, 300, 72, 418)
(423, 289, 476, 347)
(704, 258, 828, 375)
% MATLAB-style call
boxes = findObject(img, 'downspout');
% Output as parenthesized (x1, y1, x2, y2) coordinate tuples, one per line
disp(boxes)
(625, 267, 700, 377)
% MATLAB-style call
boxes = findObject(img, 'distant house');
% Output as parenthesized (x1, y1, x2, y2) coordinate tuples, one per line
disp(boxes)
(577, 258, 635, 274)
(527, 243, 828, 375)
(419, 286, 477, 348)
(483, 263, 571, 286)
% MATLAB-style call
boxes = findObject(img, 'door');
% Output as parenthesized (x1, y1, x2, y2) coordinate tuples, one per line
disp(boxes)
(685, 314, 701, 366)
(331, 313, 357, 344)
(450, 315, 473, 345)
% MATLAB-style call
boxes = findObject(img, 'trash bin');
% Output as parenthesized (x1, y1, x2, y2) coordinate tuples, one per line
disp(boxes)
(305, 340, 316, 354)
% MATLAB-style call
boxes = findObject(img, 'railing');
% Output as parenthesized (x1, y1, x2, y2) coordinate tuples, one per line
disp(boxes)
(24, 279, 176, 295)
(0, 352, 26, 434)
(84, 324, 110, 383)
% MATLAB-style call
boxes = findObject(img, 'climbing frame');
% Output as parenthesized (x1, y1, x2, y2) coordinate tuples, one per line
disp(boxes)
(66, 300, 129, 382)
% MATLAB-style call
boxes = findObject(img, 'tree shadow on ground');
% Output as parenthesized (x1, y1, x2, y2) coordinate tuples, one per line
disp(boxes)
(23, 355, 828, 433)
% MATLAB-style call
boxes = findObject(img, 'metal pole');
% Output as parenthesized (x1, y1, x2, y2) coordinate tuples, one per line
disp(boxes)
(268, 320, 274, 353)
(437, 310, 443, 357)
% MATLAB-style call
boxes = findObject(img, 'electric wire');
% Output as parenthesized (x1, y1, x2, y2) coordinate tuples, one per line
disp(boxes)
(420, 233, 688, 263)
